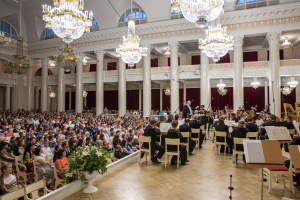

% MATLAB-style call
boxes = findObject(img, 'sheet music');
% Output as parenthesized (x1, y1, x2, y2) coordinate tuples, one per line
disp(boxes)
(266, 127, 291, 140)
(160, 123, 171, 132)
(243, 140, 265, 163)
(177, 121, 184, 128)
(256, 120, 263, 126)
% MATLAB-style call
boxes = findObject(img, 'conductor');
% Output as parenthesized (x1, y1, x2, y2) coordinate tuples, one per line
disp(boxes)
(182, 100, 199, 118)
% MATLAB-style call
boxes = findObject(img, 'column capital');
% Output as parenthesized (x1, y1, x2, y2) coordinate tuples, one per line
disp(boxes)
(264, 80, 269, 85)
(267, 32, 281, 45)
(233, 36, 244, 47)
(168, 41, 180, 52)
(6, 84, 11, 87)
(40, 57, 49, 65)
(35, 86, 41, 90)
(75, 53, 85, 62)
(94, 50, 106, 60)
(143, 44, 153, 55)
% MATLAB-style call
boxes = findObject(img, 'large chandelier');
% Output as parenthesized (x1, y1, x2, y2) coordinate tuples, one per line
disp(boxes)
(49, 91, 56, 98)
(116, 0, 147, 67)
(288, 76, 298, 89)
(218, 89, 227, 96)
(281, 86, 292, 96)
(217, 79, 227, 95)
(42, 0, 93, 44)
(83, 57, 87, 65)
(53, 44, 80, 72)
(0, 31, 11, 49)
(171, 0, 226, 28)
(164, 88, 171, 95)
(282, 37, 291, 49)
(83, 91, 88, 97)
(198, 16, 233, 62)
(251, 77, 260, 89)
(165, 48, 171, 58)
(49, 60, 55, 68)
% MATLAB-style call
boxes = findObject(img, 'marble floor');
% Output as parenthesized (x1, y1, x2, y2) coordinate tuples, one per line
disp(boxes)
(64, 140, 299, 200)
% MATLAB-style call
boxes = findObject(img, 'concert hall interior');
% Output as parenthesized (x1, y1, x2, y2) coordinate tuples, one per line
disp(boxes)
(1, 0, 300, 199)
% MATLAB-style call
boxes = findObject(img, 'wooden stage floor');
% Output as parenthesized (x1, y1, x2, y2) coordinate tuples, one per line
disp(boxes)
(64, 140, 299, 200)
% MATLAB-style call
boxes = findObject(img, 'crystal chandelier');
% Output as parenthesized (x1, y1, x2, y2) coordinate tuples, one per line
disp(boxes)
(0, 31, 11, 49)
(282, 37, 291, 49)
(198, 16, 234, 62)
(218, 89, 227, 96)
(171, 0, 227, 28)
(83, 57, 87, 65)
(164, 88, 171, 95)
(49, 91, 56, 98)
(164, 48, 171, 58)
(53, 44, 80, 72)
(116, 0, 147, 67)
(83, 91, 88, 97)
(288, 76, 298, 89)
(281, 86, 292, 96)
(42, 0, 93, 44)
(251, 77, 260, 89)
(217, 79, 227, 95)
(49, 60, 55, 68)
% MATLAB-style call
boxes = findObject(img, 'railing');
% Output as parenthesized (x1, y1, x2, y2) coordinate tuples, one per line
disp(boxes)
(243, 61, 269, 68)
(280, 59, 300, 67)
(0, 73, 15, 79)
(209, 63, 234, 70)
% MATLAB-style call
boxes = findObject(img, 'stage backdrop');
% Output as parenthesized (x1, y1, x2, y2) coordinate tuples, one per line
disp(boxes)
(104, 90, 118, 110)
(211, 87, 233, 110)
(243, 87, 264, 111)
(65, 92, 70, 110)
(126, 90, 139, 110)
(152, 89, 160, 110)
(186, 88, 200, 108)
(86, 91, 96, 109)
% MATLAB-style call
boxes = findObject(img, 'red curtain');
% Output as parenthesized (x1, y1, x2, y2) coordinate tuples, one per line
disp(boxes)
(163, 91, 170, 111)
(151, 59, 158, 67)
(216, 53, 230, 64)
(86, 91, 96, 109)
(126, 64, 136, 69)
(107, 62, 117, 71)
(89, 64, 96, 72)
(126, 90, 139, 110)
(281, 87, 296, 112)
(186, 88, 200, 108)
(267, 50, 284, 60)
(104, 90, 118, 110)
(179, 89, 183, 111)
(65, 92, 70, 110)
(151, 89, 160, 110)
(243, 51, 258, 62)
(243, 87, 264, 111)
(191, 55, 201, 65)
(211, 87, 233, 110)
(71, 92, 76, 110)
(168, 57, 180, 66)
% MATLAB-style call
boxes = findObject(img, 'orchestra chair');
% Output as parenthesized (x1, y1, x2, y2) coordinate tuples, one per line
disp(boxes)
(206, 123, 210, 139)
(139, 136, 151, 165)
(54, 164, 67, 189)
(0, 188, 25, 200)
(46, 154, 54, 163)
(50, 148, 55, 153)
(155, 134, 161, 145)
(24, 180, 49, 200)
(15, 155, 33, 185)
(165, 138, 181, 169)
(232, 138, 249, 167)
(180, 132, 190, 155)
(214, 131, 228, 156)
(191, 128, 200, 149)
(246, 132, 259, 140)
(263, 160, 295, 194)
(200, 125, 206, 142)
(288, 129, 295, 139)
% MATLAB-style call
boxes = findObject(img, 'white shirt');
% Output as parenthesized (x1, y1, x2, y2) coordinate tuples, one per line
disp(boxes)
(42, 147, 53, 156)
(4, 174, 16, 185)
(187, 105, 192, 115)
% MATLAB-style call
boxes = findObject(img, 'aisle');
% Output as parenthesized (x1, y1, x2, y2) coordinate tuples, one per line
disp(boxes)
(64, 141, 298, 200)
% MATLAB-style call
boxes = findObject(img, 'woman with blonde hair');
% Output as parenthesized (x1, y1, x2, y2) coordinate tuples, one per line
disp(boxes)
(0, 162, 23, 193)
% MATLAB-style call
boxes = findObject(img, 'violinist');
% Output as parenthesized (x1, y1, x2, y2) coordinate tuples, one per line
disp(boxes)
(244, 112, 249, 122)
(237, 111, 244, 121)
(199, 105, 206, 115)
(283, 116, 295, 138)
(263, 105, 270, 113)
(230, 113, 239, 122)
(223, 106, 228, 114)
(251, 106, 257, 115)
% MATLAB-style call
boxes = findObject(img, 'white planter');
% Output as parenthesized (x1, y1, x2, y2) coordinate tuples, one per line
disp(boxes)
(83, 171, 99, 193)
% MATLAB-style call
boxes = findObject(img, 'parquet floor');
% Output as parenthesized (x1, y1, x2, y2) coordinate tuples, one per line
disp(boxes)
(64, 140, 299, 200)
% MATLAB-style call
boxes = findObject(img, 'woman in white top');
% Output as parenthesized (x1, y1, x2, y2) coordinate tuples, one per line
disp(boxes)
(42, 141, 53, 156)
(0, 162, 23, 193)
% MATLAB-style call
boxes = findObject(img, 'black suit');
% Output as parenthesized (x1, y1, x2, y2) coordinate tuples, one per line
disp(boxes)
(142, 125, 165, 161)
(182, 104, 196, 118)
(252, 109, 257, 115)
(260, 121, 281, 139)
(166, 129, 187, 164)
(223, 109, 227, 113)
(179, 123, 196, 153)
(284, 121, 295, 139)
(189, 120, 205, 147)
(285, 137, 300, 185)
(246, 123, 258, 132)
(227, 127, 248, 155)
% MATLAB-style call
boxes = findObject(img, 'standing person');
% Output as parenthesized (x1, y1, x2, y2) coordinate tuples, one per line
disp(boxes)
(142, 120, 165, 164)
(182, 101, 199, 119)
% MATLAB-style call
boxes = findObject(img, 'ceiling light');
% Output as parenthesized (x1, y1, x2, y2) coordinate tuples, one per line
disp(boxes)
(164, 48, 171, 58)
(288, 76, 298, 88)
(282, 37, 291, 49)
(83, 57, 87, 65)
(251, 77, 260, 89)
(49, 91, 56, 98)
(53, 44, 80, 72)
(164, 88, 171, 95)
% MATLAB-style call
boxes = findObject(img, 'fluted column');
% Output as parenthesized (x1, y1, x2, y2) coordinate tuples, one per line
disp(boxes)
(160, 85, 163, 111)
(264, 80, 269, 106)
(183, 83, 186, 104)
(94, 50, 105, 116)
(5, 85, 11, 111)
(75, 54, 84, 113)
(41, 57, 48, 111)
(169, 41, 180, 114)
(200, 52, 210, 107)
(267, 32, 281, 117)
(296, 78, 300, 103)
(57, 66, 65, 112)
(26, 60, 33, 111)
(233, 36, 244, 112)
(143, 45, 152, 118)
(35, 87, 40, 110)
(47, 86, 51, 112)
(11, 86, 16, 111)
(118, 58, 126, 117)
(139, 85, 142, 111)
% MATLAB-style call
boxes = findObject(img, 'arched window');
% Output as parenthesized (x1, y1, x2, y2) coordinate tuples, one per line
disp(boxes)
(0, 20, 18, 40)
(118, 8, 147, 27)
(235, 0, 278, 10)
(170, 8, 183, 20)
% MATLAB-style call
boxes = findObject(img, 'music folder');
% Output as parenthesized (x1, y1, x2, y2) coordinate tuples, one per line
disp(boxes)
(265, 127, 292, 143)
(288, 145, 300, 173)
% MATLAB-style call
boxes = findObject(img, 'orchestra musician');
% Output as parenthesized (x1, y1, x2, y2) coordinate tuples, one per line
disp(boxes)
(237, 106, 244, 113)
(223, 106, 228, 113)
(199, 105, 206, 115)
(246, 116, 258, 132)
(251, 106, 257, 115)
(263, 105, 270, 113)
(179, 118, 196, 155)
(182, 100, 199, 119)
(260, 114, 281, 140)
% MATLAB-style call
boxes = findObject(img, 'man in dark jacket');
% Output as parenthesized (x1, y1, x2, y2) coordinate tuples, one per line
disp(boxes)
(142, 120, 165, 164)
(189, 116, 205, 147)
(260, 114, 281, 140)
(179, 118, 196, 155)
(182, 100, 199, 118)
(284, 115, 295, 139)
(246, 117, 258, 132)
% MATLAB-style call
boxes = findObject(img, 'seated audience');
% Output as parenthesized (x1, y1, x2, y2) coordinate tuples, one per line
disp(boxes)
(13, 139, 25, 156)
(0, 142, 15, 168)
(55, 149, 69, 178)
(42, 141, 53, 156)
(121, 139, 134, 156)
(0, 162, 23, 194)
(114, 145, 125, 159)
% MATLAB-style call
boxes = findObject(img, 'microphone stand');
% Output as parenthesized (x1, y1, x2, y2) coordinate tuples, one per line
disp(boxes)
(173, 101, 185, 116)
(272, 81, 275, 114)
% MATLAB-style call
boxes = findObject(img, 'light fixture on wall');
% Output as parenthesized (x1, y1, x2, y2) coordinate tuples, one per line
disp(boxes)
(251, 77, 260, 89)
(83, 57, 87, 65)
(0, 31, 11, 49)
(42, 0, 93, 44)
(282, 37, 291, 49)
(164, 48, 171, 58)
(164, 88, 171, 95)
(83, 91, 88, 97)
(53, 44, 80, 72)
(48, 60, 55, 68)
(198, 16, 234, 62)
(217, 78, 227, 96)
(115, 0, 147, 67)
(288, 76, 298, 89)
(49, 91, 56, 98)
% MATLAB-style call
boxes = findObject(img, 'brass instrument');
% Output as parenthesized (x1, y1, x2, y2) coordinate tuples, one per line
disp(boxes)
(283, 103, 300, 121)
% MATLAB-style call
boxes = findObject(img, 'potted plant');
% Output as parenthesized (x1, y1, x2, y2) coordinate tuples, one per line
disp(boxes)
(62, 145, 111, 193)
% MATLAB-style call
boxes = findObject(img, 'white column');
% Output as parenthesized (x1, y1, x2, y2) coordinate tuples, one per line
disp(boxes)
(95, 50, 105, 116)
(47, 86, 51, 112)
(143, 45, 152, 118)
(5, 85, 10, 111)
(139, 85, 142, 111)
(160, 85, 163, 111)
(183, 83, 186, 104)
(264, 80, 269, 106)
(296, 78, 300, 103)
(35, 87, 40, 110)
(233, 36, 244, 112)
(169, 41, 180, 114)
(118, 58, 126, 117)
(26, 61, 33, 111)
(69, 90, 71, 110)
(200, 52, 210, 107)
(41, 57, 48, 111)
(75, 54, 84, 113)
(267, 32, 281, 117)
(11, 86, 16, 111)
(207, 81, 211, 110)
(57, 66, 65, 112)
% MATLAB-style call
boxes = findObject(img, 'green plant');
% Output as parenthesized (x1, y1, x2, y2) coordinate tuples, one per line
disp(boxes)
(61, 145, 111, 184)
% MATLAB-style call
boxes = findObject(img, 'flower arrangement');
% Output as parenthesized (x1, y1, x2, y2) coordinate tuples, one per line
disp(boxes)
(62, 145, 111, 184)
